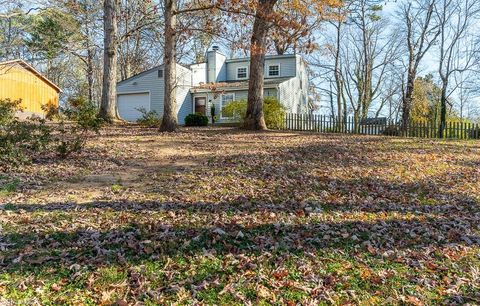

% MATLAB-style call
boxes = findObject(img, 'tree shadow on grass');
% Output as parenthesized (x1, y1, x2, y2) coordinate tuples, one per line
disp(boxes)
(3, 161, 479, 216)
(3, 172, 479, 272)
(2, 210, 479, 272)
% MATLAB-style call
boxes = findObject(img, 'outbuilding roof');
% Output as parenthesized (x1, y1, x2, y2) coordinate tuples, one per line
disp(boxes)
(0, 59, 62, 93)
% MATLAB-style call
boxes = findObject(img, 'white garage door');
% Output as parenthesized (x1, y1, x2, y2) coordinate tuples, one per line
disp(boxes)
(117, 92, 150, 122)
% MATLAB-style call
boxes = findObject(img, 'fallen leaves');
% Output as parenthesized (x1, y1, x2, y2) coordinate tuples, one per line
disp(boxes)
(0, 127, 479, 304)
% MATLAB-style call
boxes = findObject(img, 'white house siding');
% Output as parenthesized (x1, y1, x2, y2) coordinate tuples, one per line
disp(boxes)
(207, 51, 227, 82)
(278, 57, 308, 114)
(117, 64, 192, 124)
(176, 65, 193, 123)
(298, 57, 309, 113)
(226, 55, 297, 81)
(190, 63, 207, 86)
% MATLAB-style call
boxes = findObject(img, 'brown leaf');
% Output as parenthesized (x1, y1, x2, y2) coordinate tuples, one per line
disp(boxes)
(51, 283, 61, 292)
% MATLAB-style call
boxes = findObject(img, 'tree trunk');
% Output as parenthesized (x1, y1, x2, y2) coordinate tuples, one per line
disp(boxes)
(342, 89, 348, 131)
(360, 4, 371, 121)
(160, 0, 178, 132)
(329, 82, 335, 118)
(334, 21, 343, 130)
(402, 66, 416, 132)
(438, 82, 448, 138)
(244, 0, 277, 130)
(353, 109, 360, 133)
(87, 47, 94, 104)
(100, 0, 119, 122)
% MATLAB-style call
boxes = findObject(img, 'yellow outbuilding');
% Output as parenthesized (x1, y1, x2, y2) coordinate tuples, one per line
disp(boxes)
(0, 59, 61, 116)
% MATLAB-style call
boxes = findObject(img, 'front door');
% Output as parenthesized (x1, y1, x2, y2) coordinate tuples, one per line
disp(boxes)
(194, 97, 206, 114)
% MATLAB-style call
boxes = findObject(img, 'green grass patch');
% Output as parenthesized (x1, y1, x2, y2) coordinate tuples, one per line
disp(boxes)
(94, 266, 127, 288)
(0, 178, 20, 197)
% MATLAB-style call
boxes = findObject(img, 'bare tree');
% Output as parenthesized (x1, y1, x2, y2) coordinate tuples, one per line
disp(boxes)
(331, 6, 346, 127)
(399, 0, 440, 131)
(342, 10, 402, 128)
(99, 0, 119, 122)
(241, 0, 342, 130)
(435, 0, 480, 137)
(161, 0, 178, 131)
(118, 0, 161, 80)
(454, 69, 475, 119)
(159, 0, 219, 132)
(53, 0, 103, 103)
(100, 0, 159, 121)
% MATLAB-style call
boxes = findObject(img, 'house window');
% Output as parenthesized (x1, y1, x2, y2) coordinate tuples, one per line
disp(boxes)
(268, 65, 280, 77)
(158, 69, 163, 78)
(221, 93, 235, 118)
(265, 90, 275, 97)
(237, 67, 247, 79)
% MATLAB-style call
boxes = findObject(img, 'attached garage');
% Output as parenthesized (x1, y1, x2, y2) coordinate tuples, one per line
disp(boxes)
(116, 63, 193, 124)
(117, 92, 150, 122)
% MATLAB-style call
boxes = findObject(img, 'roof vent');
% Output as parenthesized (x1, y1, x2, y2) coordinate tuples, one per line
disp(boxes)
(212, 46, 219, 52)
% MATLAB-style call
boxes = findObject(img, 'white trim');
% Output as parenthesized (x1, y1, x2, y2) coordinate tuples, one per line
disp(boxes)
(193, 95, 208, 115)
(267, 63, 281, 78)
(236, 66, 248, 80)
(220, 92, 236, 119)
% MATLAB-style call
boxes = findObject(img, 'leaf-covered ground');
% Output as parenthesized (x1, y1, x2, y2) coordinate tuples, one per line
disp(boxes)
(1, 126, 479, 305)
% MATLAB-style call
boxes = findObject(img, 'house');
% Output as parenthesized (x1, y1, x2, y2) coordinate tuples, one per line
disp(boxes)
(116, 48, 309, 124)
(0, 59, 61, 117)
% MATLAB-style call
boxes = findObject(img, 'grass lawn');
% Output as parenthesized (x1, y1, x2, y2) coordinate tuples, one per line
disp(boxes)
(1, 126, 479, 305)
